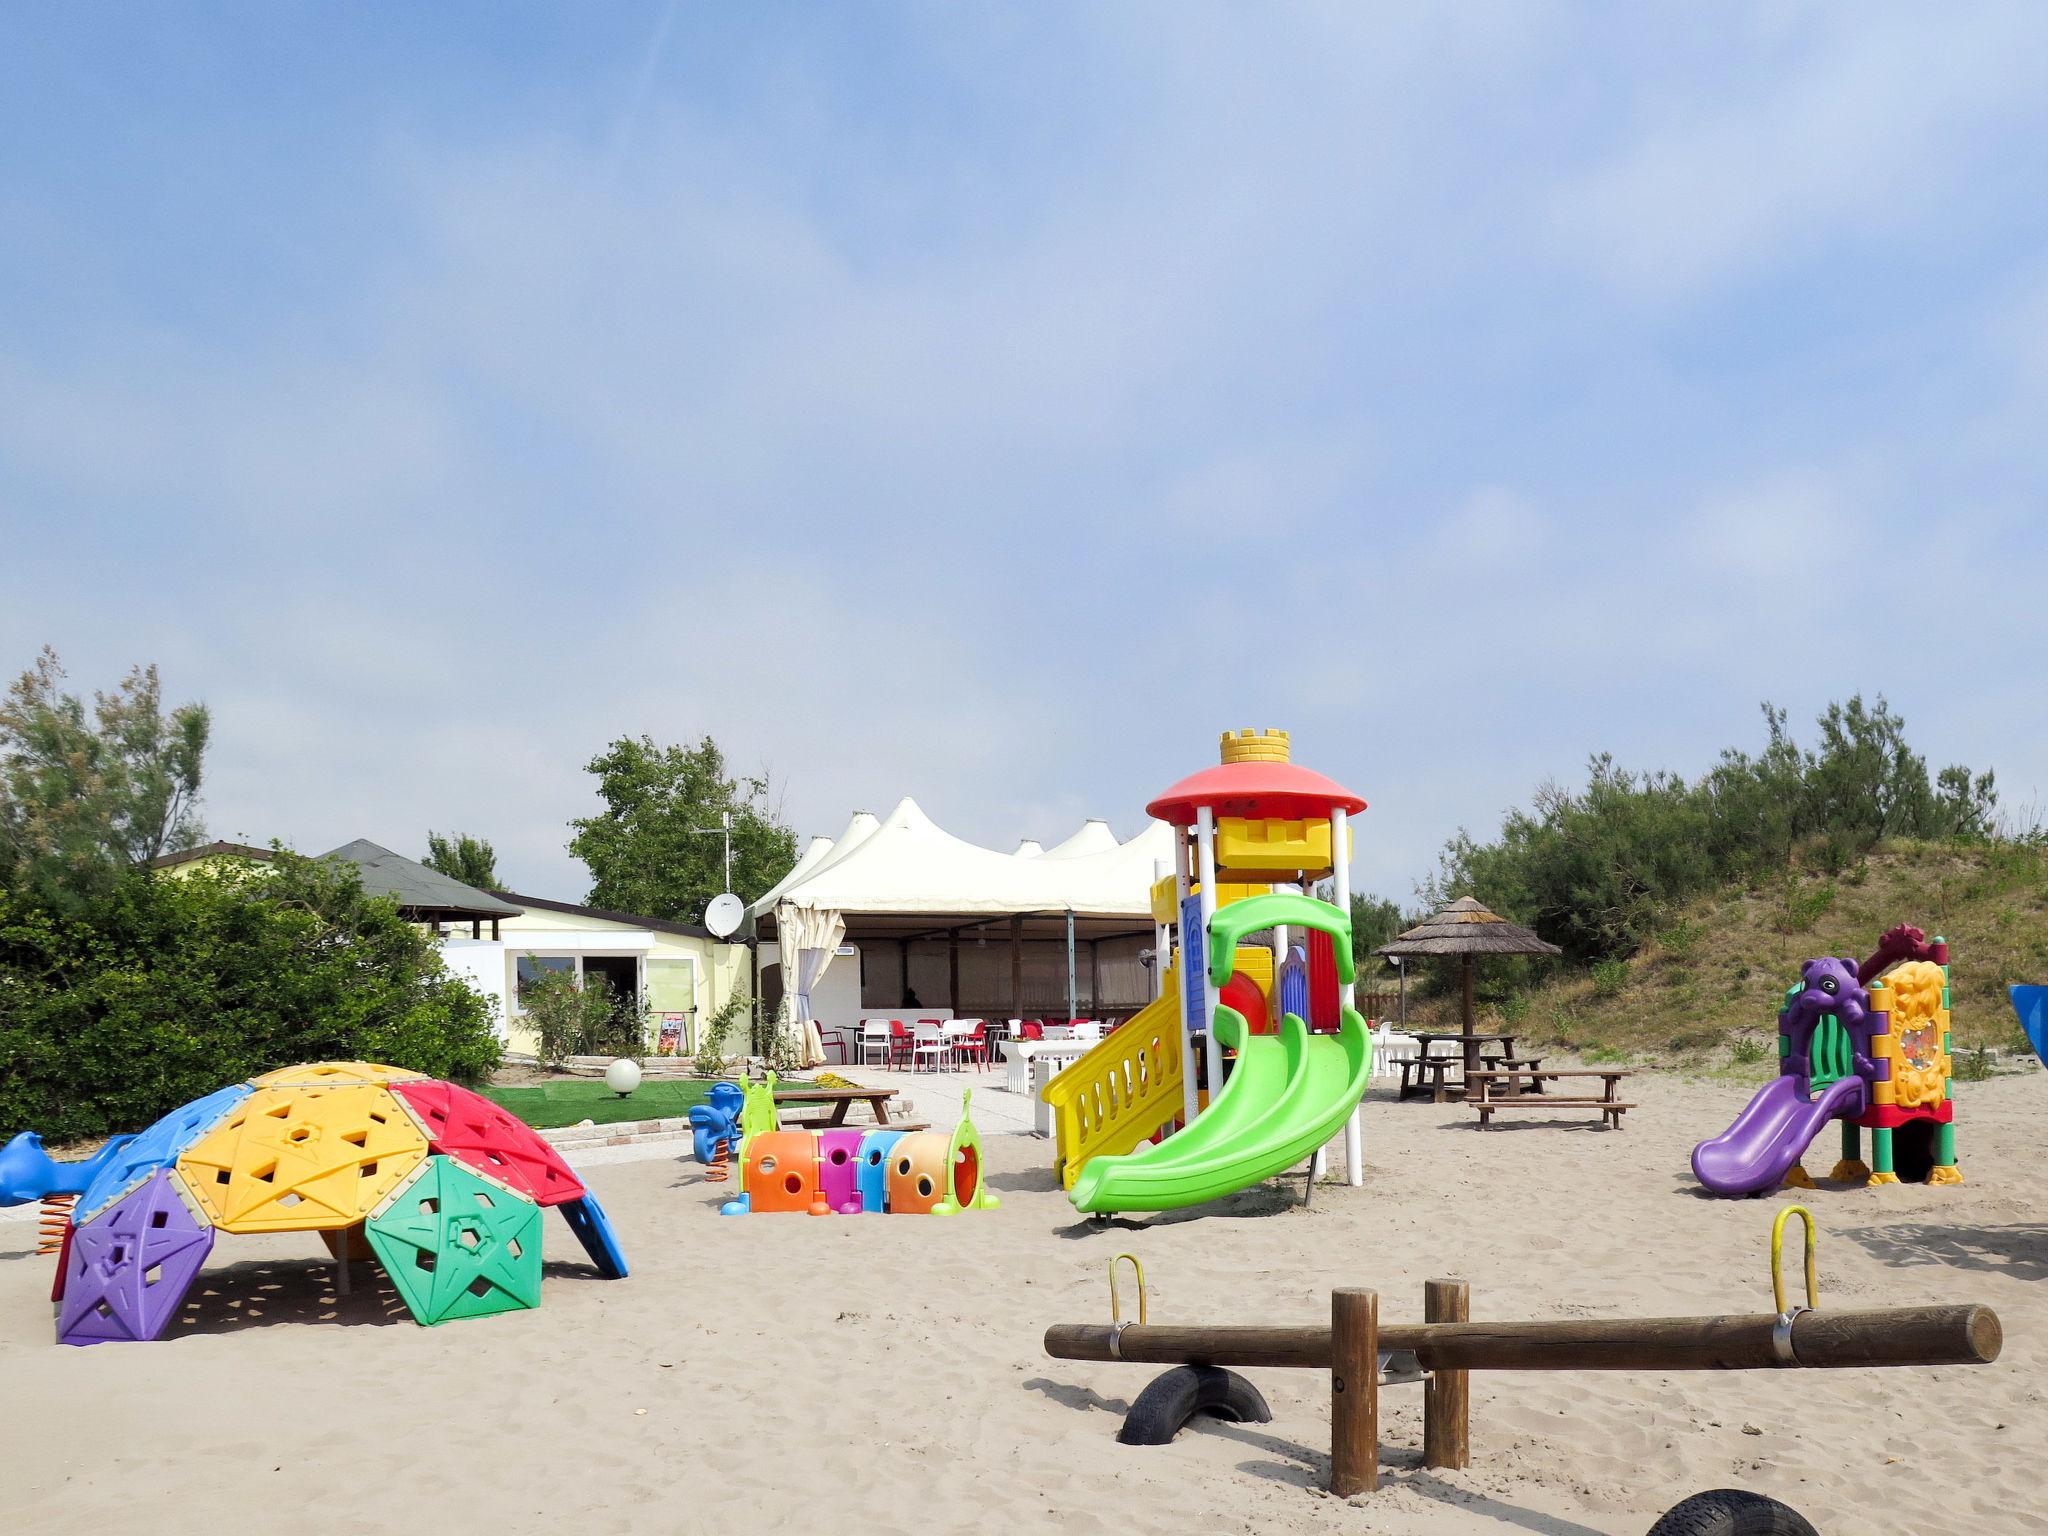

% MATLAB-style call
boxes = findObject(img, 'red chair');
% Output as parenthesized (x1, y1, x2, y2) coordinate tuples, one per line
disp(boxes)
(958, 1022, 991, 1072)
(1020, 1020, 1045, 1042)
(888, 1020, 915, 1067)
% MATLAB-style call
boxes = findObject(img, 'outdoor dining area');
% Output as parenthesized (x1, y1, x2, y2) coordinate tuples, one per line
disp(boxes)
(818, 1017, 1124, 1076)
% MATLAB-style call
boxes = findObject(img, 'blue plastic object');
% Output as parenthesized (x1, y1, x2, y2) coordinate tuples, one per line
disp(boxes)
(0, 1132, 136, 1207)
(1180, 894, 1206, 1023)
(855, 1129, 908, 1213)
(2012, 985, 2047, 1060)
(688, 1081, 746, 1165)
(76, 1082, 253, 1222)
(1277, 943, 1309, 1028)
(558, 1190, 629, 1279)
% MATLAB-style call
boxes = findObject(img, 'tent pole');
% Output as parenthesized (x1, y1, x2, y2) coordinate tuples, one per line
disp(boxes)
(1065, 911, 1078, 1020)
(949, 929, 961, 1014)
(1010, 915, 1024, 1020)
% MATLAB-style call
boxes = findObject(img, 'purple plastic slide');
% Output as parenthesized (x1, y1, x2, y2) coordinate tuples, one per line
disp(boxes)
(1691, 1075, 1867, 1197)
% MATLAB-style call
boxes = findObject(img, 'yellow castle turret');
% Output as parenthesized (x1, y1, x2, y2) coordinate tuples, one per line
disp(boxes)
(1220, 728, 1290, 764)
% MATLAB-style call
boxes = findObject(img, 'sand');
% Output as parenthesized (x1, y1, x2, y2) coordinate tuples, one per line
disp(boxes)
(3, 1069, 2044, 1536)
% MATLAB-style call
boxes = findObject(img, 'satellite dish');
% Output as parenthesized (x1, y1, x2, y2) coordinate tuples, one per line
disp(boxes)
(704, 892, 744, 938)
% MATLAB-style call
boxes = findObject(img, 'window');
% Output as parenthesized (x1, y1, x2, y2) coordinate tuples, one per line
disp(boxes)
(514, 955, 577, 1008)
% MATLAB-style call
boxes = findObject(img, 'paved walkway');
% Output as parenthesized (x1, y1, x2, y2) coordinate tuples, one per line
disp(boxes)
(830, 1065, 1038, 1135)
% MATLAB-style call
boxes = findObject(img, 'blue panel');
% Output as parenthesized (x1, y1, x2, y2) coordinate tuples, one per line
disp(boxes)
(1278, 943, 1309, 1025)
(855, 1129, 908, 1213)
(1180, 894, 1206, 1023)
(559, 1190, 629, 1279)
(77, 1082, 253, 1222)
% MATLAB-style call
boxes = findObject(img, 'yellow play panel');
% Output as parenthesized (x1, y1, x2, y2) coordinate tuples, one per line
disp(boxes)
(249, 1061, 430, 1087)
(177, 1084, 430, 1231)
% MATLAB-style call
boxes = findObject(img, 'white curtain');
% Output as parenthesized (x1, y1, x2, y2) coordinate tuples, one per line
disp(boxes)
(777, 901, 846, 1068)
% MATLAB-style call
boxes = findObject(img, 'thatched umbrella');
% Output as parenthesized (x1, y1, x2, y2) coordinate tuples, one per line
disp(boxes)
(1375, 897, 1562, 1081)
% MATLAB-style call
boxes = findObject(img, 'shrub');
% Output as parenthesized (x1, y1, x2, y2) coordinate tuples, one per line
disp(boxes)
(692, 991, 750, 1077)
(1781, 881, 1838, 934)
(0, 855, 500, 1142)
(1591, 959, 1629, 998)
(522, 967, 645, 1067)
(1730, 1037, 1771, 1065)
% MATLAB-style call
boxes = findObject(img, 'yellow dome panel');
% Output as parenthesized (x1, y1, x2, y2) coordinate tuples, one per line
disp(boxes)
(177, 1084, 430, 1232)
(249, 1061, 430, 1087)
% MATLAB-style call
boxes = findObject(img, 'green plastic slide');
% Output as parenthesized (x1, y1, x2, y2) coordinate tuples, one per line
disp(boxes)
(1067, 1004, 1373, 1214)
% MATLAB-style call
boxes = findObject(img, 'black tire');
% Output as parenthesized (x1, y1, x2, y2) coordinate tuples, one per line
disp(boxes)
(1117, 1365, 1272, 1446)
(1646, 1489, 1819, 1536)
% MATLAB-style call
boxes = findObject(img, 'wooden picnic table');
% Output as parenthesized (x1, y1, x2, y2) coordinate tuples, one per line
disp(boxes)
(1468, 1068, 1634, 1130)
(772, 1086, 919, 1131)
(1398, 1033, 1521, 1103)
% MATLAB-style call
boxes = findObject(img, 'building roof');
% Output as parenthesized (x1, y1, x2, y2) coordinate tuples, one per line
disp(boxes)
(489, 889, 715, 941)
(148, 840, 277, 869)
(1375, 896, 1562, 958)
(318, 839, 523, 919)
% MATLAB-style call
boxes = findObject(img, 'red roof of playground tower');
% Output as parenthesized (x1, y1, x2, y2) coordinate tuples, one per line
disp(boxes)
(1145, 759, 1367, 826)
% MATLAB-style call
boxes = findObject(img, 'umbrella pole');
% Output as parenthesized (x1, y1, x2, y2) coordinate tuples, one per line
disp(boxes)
(1462, 955, 1477, 1084)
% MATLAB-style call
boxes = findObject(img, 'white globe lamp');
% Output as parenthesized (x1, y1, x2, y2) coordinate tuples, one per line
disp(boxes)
(604, 1058, 643, 1097)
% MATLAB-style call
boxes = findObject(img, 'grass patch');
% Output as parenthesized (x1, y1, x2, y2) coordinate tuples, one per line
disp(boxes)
(479, 1077, 724, 1129)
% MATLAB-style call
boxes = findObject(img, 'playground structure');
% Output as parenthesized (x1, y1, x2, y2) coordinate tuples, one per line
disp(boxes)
(1043, 1221, 2001, 1500)
(1693, 924, 1960, 1197)
(1043, 729, 1376, 1214)
(0, 1062, 627, 1345)
(2012, 984, 2047, 1060)
(717, 1085, 999, 1216)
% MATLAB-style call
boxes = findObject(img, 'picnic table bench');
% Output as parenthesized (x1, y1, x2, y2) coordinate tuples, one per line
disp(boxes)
(1396, 1034, 1543, 1103)
(772, 1086, 925, 1132)
(1468, 1068, 1634, 1129)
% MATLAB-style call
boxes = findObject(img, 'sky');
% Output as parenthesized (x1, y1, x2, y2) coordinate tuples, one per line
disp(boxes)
(4, 4, 2046, 907)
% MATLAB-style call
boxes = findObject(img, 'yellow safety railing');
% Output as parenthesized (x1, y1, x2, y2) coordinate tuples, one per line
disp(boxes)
(1042, 979, 1187, 1189)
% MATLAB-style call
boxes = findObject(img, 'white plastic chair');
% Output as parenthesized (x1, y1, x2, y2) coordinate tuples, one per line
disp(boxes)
(859, 1019, 894, 1068)
(912, 1021, 951, 1072)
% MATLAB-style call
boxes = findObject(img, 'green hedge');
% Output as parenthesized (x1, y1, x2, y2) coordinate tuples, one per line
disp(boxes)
(0, 853, 501, 1143)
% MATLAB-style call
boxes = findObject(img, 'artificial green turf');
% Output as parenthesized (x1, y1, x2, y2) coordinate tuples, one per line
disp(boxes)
(478, 1077, 722, 1129)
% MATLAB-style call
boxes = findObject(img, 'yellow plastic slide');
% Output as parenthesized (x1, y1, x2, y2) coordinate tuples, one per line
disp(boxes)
(1041, 977, 1187, 1190)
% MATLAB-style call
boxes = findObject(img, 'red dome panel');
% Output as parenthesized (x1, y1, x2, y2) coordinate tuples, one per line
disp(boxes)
(1146, 760, 1366, 826)
(391, 1080, 587, 1207)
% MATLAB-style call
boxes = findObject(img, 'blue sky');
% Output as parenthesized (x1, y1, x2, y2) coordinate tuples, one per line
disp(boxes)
(5, 4, 2045, 905)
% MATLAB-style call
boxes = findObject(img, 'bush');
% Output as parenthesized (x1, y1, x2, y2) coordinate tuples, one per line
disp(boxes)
(1429, 696, 1999, 965)
(1590, 959, 1630, 998)
(522, 967, 646, 1068)
(692, 991, 750, 1077)
(0, 854, 500, 1142)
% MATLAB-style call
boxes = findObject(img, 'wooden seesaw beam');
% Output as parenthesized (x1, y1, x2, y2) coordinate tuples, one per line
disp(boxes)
(1044, 1284, 2002, 1498)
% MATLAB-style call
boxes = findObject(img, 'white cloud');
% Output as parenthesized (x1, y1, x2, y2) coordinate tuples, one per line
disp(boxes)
(1549, 5, 2048, 302)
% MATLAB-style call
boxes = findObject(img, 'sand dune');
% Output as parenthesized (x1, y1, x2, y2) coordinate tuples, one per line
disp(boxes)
(3, 1069, 2043, 1535)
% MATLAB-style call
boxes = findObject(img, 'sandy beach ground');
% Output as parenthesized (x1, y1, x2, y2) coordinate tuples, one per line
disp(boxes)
(3, 1068, 2043, 1535)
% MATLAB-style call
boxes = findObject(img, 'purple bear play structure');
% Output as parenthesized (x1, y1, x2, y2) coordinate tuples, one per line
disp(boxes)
(1693, 924, 1953, 1197)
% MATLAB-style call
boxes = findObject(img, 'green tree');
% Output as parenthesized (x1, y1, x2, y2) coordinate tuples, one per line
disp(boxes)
(1430, 695, 2000, 966)
(1346, 893, 1408, 970)
(0, 851, 499, 1142)
(0, 647, 210, 905)
(568, 735, 796, 922)
(423, 831, 500, 889)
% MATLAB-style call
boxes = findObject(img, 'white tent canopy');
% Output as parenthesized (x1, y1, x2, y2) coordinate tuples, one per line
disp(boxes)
(753, 797, 1169, 921)
(1039, 818, 1120, 859)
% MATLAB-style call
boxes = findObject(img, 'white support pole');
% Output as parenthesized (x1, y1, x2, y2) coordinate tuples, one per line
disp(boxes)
(1331, 806, 1364, 1186)
(1195, 807, 1223, 1107)
(1153, 859, 1170, 1004)
(1174, 828, 1197, 1127)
